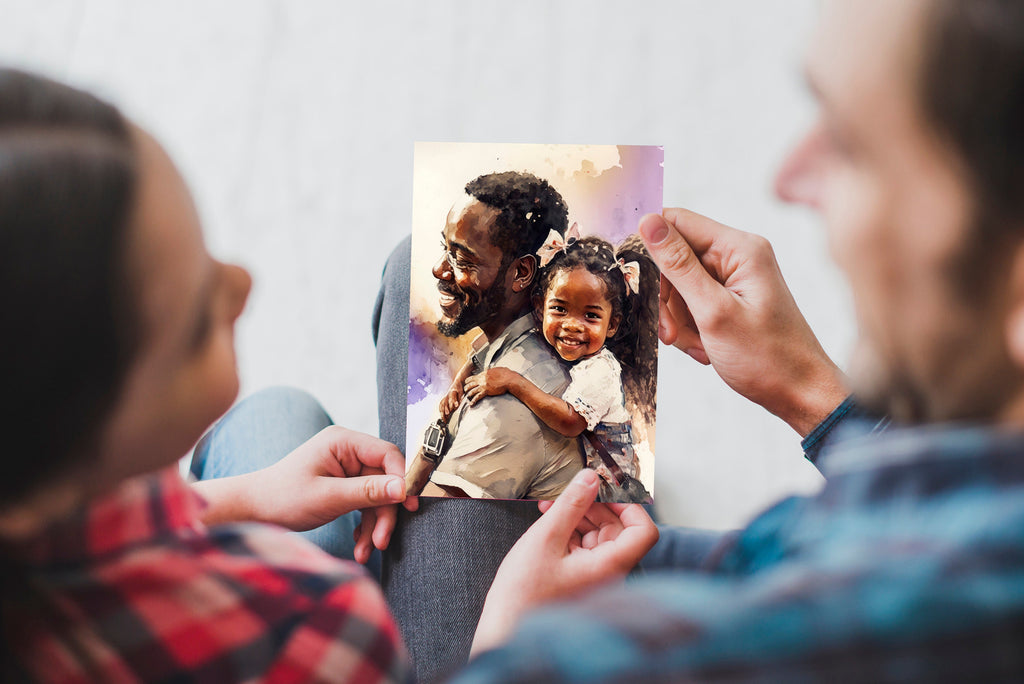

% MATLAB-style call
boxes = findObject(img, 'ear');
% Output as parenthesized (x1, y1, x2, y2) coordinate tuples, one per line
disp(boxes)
(511, 254, 538, 293)
(606, 313, 622, 339)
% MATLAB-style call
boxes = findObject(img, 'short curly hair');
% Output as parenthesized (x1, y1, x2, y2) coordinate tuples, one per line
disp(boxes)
(465, 171, 568, 266)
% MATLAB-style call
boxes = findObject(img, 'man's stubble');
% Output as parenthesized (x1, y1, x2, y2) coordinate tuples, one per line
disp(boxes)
(436, 260, 514, 339)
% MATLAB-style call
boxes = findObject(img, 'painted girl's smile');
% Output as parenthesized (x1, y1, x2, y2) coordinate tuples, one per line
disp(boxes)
(553, 335, 589, 357)
(539, 266, 620, 362)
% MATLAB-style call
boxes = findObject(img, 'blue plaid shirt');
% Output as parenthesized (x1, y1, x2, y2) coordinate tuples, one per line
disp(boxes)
(454, 399, 1024, 682)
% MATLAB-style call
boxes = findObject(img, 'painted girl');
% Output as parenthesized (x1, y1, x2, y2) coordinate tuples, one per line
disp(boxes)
(441, 232, 659, 503)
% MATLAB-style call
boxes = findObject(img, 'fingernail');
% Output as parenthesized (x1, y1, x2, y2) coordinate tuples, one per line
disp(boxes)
(387, 477, 404, 499)
(640, 215, 668, 244)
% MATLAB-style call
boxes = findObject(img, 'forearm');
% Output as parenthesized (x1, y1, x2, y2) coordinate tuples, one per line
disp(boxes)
(405, 447, 437, 496)
(453, 359, 475, 388)
(506, 375, 587, 437)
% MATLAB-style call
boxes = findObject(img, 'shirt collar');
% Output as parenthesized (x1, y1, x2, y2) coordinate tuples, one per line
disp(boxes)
(472, 313, 537, 369)
(4, 467, 205, 567)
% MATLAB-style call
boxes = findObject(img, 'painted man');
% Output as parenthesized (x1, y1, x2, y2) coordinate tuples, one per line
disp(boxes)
(412, 170, 581, 500)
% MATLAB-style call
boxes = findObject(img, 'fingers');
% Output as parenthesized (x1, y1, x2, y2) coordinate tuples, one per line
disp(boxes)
(354, 508, 377, 564)
(658, 278, 704, 350)
(319, 426, 407, 479)
(439, 396, 454, 419)
(660, 207, 740, 254)
(610, 502, 659, 532)
(536, 469, 601, 542)
(639, 212, 728, 324)
(657, 274, 681, 345)
(686, 348, 711, 365)
(325, 473, 406, 512)
(580, 500, 622, 530)
(662, 282, 710, 364)
(371, 503, 397, 551)
(588, 504, 659, 572)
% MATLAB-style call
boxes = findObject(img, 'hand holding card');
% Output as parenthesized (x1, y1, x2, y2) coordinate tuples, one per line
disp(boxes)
(471, 468, 659, 655)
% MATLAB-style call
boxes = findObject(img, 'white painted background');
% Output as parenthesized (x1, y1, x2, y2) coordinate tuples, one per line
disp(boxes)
(0, 1, 856, 529)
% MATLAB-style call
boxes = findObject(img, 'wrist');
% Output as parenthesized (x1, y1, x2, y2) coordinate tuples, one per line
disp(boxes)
(502, 372, 524, 397)
(471, 588, 521, 658)
(192, 470, 262, 526)
(774, 356, 849, 438)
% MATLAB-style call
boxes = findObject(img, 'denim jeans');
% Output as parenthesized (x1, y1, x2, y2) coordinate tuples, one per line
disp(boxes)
(188, 386, 381, 578)
(372, 236, 729, 682)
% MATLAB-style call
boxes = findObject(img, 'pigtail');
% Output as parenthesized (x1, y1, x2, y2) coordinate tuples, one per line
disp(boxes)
(608, 234, 660, 424)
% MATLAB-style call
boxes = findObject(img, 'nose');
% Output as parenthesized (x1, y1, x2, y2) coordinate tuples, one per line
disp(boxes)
(225, 263, 252, 321)
(562, 315, 584, 332)
(774, 122, 826, 209)
(432, 253, 452, 281)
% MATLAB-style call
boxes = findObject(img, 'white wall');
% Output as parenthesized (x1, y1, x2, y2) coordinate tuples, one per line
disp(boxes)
(0, 0, 856, 529)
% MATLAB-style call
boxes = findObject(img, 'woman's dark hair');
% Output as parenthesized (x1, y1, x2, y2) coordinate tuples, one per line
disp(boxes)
(534, 234, 660, 422)
(0, 68, 141, 682)
(0, 68, 140, 509)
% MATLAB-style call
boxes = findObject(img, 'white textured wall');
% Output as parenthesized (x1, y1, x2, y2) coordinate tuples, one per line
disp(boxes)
(0, 1, 855, 529)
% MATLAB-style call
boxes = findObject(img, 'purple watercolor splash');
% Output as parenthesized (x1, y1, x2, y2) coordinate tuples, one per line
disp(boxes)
(407, 317, 455, 404)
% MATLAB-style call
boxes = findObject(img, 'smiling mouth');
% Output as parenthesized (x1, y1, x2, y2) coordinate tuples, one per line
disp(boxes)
(557, 338, 586, 348)
(437, 283, 465, 313)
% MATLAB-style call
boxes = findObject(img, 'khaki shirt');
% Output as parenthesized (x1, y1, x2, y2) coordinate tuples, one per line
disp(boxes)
(430, 314, 582, 499)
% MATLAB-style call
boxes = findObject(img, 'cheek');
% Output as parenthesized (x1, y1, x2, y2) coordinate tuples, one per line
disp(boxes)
(822, 167, 886, 270)
(164, 330, 240, 439)
(196, 329, 241, 416)
(823, 170, 910, 317)
(541, 317, 557, 341)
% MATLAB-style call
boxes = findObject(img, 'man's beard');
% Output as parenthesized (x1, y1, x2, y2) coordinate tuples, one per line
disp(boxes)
(849, 304, 1022, 425)
(847, 342, 931, 423)
(435, 266, 511, 338)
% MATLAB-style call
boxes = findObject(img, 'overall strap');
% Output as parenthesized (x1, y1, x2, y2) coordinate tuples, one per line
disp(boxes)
(583, 430, 626, 486)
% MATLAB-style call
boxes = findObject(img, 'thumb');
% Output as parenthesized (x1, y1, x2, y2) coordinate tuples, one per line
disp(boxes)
(537, 469, 600, 542)
(639, 212, 726, 322)
(325, 474, 406, 510)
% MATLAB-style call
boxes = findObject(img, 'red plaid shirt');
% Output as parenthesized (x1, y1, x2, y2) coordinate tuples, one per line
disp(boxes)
(3, 468, 409, 683)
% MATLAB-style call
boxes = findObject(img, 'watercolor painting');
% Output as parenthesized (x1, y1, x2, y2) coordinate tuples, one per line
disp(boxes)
(405, 143, 663, 502)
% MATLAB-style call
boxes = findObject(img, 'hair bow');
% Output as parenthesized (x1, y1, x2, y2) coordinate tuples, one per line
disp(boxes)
(536, 222, 581, 267)
(610, 258, 641, 296)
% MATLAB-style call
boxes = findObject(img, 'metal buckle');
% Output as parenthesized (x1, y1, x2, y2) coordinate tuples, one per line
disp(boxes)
(422, 419, 448, 462)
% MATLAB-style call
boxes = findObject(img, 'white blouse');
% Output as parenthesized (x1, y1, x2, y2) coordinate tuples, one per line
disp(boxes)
(561, 347, 633, 431)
